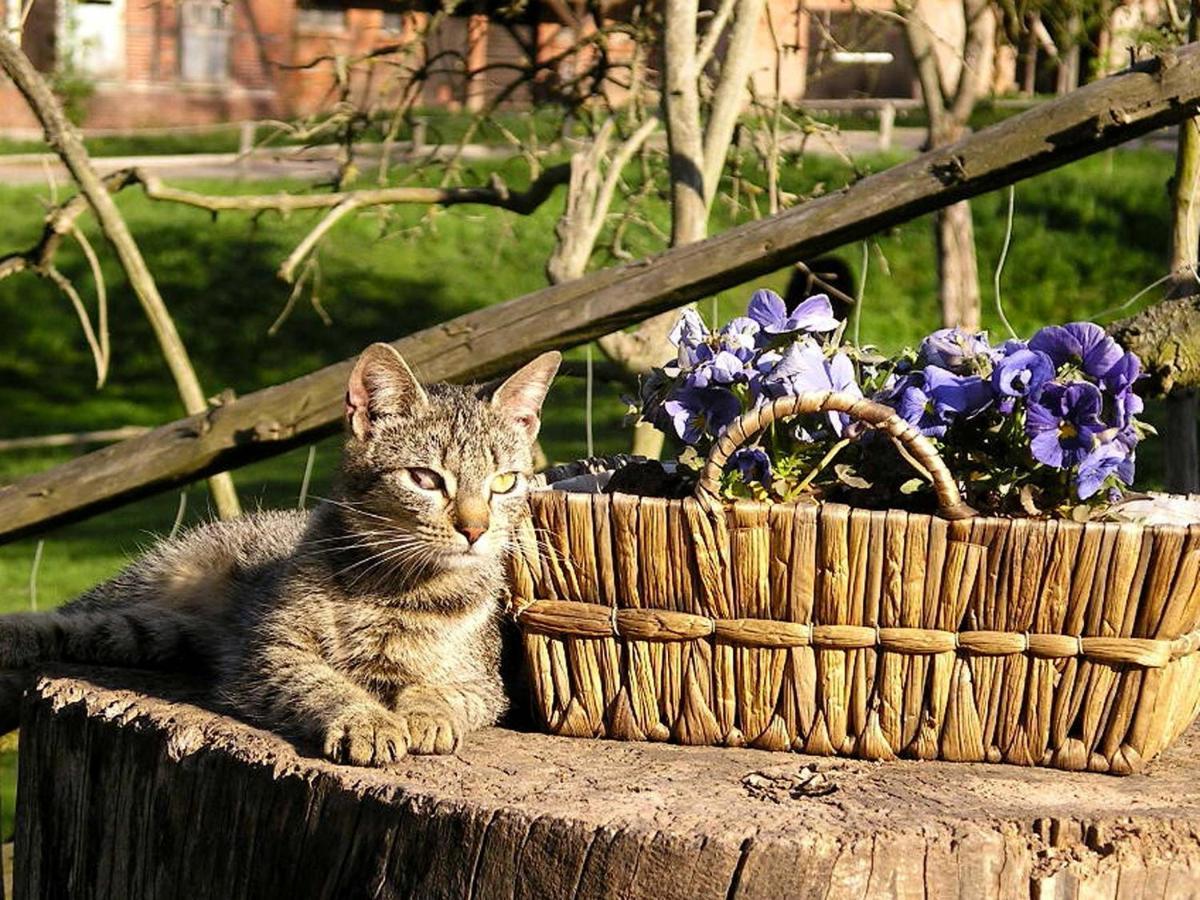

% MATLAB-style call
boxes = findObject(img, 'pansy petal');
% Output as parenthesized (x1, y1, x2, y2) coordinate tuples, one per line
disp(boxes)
(746, 289, 788, 329)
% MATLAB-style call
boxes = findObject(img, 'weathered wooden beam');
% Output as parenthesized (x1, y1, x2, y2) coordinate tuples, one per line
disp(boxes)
(3, 47, 1200, 542)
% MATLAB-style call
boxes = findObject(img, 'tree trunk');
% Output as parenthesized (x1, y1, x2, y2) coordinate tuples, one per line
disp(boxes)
(1021, 18, 1039, 96)
(16, 668, 1200, 899)
(935, 199, 982, 330)
(901, 0, 988, 333)
(1165, 394, 1200, 494)
(1163, 3, 1200, 494)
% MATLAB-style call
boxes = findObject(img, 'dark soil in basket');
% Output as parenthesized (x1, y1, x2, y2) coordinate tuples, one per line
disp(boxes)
(604, 460, 695, 499)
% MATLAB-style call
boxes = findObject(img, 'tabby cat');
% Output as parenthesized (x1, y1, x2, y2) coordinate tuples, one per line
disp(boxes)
(0, 343, 560, 765)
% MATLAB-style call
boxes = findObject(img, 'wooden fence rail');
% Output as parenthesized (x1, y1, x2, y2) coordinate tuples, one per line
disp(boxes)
(2, 46, 1199, 543)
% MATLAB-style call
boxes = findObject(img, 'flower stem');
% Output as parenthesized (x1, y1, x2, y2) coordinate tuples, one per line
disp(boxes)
(796, 438, 851, 493)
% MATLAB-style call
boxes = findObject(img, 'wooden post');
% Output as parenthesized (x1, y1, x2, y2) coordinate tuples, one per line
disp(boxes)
(14, 669, 1200, 899)
(878, 101, 895, 151)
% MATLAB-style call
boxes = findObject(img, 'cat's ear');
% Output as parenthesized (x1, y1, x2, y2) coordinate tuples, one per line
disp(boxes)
(345, 343, 428, 440)
(490, 351, 562, 440)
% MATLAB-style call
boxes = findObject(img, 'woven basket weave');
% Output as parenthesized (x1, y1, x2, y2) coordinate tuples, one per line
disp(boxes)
(508, 391, 1200, 774)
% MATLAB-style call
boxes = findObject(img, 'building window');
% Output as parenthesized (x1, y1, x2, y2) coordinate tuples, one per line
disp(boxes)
(381, 11, 405, 36)
(296, 0, 347, 33)
(180, 0, 231, 83)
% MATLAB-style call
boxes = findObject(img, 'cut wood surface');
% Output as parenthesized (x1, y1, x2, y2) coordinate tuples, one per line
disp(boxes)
(15, 668, 1200, 899)
(4, 47, 1200, 542)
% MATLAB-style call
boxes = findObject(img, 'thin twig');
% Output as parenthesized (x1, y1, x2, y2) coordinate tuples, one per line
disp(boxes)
(29, 539, 43, 610)
(796, 438, 850, 492)
(167, 492, 187, 540)
(278, 198, 359, 284)
(298, 446, 317, 510)
(70, 224, 109, 385)
(695, 0, 737, 72)
(44, 267, 106, 384)
(585, 345, 595, 458)
(994, 184, 1018, 339)
(853, 240, 869, 347)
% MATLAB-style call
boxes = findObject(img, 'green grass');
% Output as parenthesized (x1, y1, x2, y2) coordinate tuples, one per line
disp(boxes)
(0, 144, 1184, 838)
(0, 107, 572, 157)
(799, 96, 1042, 132)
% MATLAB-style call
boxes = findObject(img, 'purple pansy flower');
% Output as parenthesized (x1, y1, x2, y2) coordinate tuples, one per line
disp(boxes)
(663, 386, 742, 445)
(760, 341, 861, 434)
(1075, 442, 1135, 500)
(1024, 381, 1106, 468)
(668, 308, 711, 368)
(718, 316, 762, 358)
(747, 289, 840, 336)
(1101, 350, 1142, 394)
(919, 328, 992, 372)
(731, 447, 772, 484)
(686, 349, 749, 389)
(1029, 322, 1124, 378)
(991, 344, 1055, 411)
(884, 367, 991, 437)
(886, 376, 945, 437)
(925, 366, 993, 418)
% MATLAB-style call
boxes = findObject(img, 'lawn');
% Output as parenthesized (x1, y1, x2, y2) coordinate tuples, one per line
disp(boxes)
(0, 143, 1183, 836)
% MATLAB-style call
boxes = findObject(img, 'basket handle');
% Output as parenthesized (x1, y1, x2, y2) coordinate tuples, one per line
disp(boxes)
(694, 390, 976, 519)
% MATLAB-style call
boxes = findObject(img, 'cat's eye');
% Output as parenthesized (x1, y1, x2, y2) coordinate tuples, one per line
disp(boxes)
(406, 467, 446, 492)
(491, 472, 519, 494)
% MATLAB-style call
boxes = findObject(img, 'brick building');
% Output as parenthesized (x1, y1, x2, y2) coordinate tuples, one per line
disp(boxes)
(0, 0, 1157, 132)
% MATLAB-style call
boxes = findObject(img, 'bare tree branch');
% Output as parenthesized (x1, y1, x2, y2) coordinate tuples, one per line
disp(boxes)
(695, 0, 738, 73)
(701, 0, 766, 208)
(43, 266, 107, 387)
(898, 0, 950, 128)
(277, 199, 358, 285)
(662, 0, 707, 245)
(133, 166, 571, 217)
(948, 0, 994, 126)
(69, 224, 109, 386)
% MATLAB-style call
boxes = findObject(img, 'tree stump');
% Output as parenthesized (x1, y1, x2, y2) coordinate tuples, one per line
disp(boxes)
(14, 667, 1200, 899)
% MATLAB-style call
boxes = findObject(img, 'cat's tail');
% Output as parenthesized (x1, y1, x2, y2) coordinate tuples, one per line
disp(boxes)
(0, 605, 214, 672)
(0, 606, 215, 733)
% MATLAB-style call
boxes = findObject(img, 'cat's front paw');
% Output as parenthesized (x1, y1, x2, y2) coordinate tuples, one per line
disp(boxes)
(320, 705, 407, 767)
(395, 704, 464, 755)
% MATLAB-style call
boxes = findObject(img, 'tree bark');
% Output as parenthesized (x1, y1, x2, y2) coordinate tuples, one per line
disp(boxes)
(0, 34, 241, 520)
(1165, 394, 1199, 493)
(661, 0, 706, 247)
(901, 0, 991, 330)
(15, 669, 1200, 899)
(3, 44, 1200, 541)
(1111, 296, 1200, 394)
(935, 200, 982, 330)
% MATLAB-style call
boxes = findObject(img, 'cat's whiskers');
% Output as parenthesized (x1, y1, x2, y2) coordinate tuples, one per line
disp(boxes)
(312, 496, 395, 525)
(328, 535, 427, 582)
(297, 532, 417, 563)
(347, 538, 445, 590)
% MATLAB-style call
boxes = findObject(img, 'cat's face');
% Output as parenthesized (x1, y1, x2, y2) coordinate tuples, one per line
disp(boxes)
(337, 344, 560, 580)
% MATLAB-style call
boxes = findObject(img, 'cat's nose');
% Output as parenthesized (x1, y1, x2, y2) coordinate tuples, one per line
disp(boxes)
(458, 525, 487, 545)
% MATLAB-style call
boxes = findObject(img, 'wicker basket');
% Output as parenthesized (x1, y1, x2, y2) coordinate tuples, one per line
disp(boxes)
(508, 391, 1200, 774)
